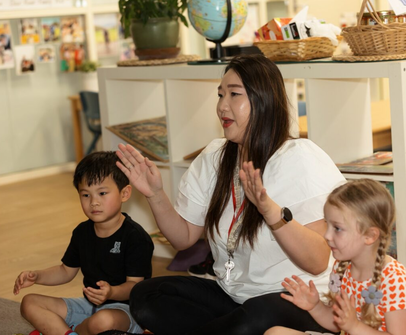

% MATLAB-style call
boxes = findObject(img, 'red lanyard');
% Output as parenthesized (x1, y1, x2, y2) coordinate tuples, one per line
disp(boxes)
(228, 179, 246, 236)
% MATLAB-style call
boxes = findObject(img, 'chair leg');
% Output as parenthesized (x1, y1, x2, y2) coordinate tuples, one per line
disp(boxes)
(86, 133, 101, 155)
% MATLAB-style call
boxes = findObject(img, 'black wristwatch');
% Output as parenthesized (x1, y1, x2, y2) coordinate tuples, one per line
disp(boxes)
(270, 207, 293, 231)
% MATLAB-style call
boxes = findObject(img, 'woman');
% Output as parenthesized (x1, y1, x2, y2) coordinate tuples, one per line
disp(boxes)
(116, 54, 345, 335)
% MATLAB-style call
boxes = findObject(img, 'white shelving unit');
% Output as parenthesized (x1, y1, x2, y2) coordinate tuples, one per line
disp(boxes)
(98, 60, 406, 262)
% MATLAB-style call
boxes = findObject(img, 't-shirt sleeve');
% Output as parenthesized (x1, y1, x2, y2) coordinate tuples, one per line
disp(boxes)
(380, 261, 406, 313)
(61, 227, 81, 268)
(263, 140, 346, 225)
(124, 231, 154, 279)
(175, 139, 223, 226)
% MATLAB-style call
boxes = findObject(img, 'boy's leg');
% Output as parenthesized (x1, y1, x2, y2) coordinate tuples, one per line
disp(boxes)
(75, 309, 130, 335)
(75, 303, 143, 335)
(20, 294, 71, 335)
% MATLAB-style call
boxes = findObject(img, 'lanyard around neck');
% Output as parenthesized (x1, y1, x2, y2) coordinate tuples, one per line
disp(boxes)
(226, 166, 246, 258)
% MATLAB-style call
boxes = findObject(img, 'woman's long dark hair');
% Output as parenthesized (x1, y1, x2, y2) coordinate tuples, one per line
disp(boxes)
(204, 54, 291, 247)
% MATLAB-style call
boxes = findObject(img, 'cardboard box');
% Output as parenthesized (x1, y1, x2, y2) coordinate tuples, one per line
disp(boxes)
(257, 18, 292, 41)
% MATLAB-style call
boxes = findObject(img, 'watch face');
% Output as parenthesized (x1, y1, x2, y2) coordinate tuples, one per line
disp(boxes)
(282, 207, 293, 222)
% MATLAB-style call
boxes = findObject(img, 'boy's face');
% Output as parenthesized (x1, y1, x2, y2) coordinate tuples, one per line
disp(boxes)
(78, 175, 128, 224)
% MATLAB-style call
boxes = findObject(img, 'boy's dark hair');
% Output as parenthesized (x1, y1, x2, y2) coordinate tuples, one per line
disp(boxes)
(73, 151, 129, 191)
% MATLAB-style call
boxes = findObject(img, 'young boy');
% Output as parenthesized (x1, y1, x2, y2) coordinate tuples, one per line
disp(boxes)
(13, 151, 154, 335)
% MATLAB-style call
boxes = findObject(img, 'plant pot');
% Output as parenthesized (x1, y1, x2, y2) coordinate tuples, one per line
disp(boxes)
(130, 18, 180, 59)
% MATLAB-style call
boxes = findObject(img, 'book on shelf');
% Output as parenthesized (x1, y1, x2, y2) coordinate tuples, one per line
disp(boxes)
(336, 151, 393, 175)
(348, 151, 392, 165)
(336, 163, 393, 175)
(106, 116, 169, 162)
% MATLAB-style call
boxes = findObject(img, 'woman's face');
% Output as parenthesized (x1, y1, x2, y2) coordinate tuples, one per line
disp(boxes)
(217, 69, 251, 145)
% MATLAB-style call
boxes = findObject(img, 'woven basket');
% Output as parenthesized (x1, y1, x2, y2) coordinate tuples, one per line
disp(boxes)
(342, 0, 406, 56)
(254, 37, 339, 62)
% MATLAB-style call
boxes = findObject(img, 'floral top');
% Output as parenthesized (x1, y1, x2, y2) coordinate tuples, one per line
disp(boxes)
(331, 258, 406, 333)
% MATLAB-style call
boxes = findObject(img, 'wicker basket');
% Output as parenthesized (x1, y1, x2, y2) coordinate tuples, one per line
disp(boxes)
(254, 37, 339, 62)
(342, 0, 406, 56)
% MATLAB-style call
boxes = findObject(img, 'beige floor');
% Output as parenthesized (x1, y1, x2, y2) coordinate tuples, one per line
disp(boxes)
(0, 172, 186, 303)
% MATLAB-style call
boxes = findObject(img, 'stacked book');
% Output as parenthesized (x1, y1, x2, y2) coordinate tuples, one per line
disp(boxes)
(336, 151, 393, 175)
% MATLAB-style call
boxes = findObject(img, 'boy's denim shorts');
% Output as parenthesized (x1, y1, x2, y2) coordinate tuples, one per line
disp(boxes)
(63, 297, 143, 334)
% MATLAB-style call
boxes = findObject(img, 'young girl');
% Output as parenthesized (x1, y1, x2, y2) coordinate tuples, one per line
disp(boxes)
(265, 179, 406, 335)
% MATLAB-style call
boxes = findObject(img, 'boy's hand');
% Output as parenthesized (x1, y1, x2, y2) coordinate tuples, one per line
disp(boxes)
(13, 271, 38, 295)
(83, 280, 111, 305)
(280, 275, 320, 311)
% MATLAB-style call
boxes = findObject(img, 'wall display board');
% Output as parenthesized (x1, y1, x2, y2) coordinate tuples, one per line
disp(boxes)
(14, 44, 35, 74)
(0, 20, 14, 69)
(94, 13, 120, 57)
(41, 17, 61, 43)
(19, 18, 40, 44)
(0, 0, 72, 11)
(37, 44, 56, 62)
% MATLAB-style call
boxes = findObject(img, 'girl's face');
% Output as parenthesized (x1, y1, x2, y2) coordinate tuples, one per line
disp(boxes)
(324, 202, 369, 262)
(217, 69, 251, 145)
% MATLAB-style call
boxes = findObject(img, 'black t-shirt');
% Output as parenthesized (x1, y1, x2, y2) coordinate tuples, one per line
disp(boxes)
(62, 213, 154, 304)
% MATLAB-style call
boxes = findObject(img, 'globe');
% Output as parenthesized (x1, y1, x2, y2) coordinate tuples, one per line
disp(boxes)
(188, 0, 248, 60)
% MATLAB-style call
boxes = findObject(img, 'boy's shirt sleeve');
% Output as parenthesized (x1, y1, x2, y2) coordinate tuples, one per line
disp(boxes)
(61, 225, 81, 268)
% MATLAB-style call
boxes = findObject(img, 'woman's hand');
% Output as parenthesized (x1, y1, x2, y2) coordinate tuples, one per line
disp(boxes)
(116, 143, 163, 198)
(280, 275, 320, 311)
(240, 161, 278, 223)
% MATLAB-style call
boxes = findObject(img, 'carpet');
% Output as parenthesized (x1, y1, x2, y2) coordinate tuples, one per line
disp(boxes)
(0, 297, 34, 335)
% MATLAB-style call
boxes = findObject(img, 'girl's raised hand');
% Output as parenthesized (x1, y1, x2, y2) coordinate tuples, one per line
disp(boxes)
(333, 289, 360, 333)
(116, 143, 163, 198)
(280, 275, 320, 311)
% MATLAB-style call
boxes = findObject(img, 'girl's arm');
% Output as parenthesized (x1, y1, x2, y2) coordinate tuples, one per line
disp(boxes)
(240, 161, 330, 275)
(116, 143, 203, 250)
(332, 292, 406, 335)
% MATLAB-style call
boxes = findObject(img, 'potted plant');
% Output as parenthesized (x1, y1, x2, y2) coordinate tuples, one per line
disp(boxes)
(119, 0, 188, 57)
(79, 60, 100, 91)
(79, 60, 100, 73)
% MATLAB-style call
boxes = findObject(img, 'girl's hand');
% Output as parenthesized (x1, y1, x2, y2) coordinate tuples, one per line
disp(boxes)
(116, 143, 163, 198)
(83, 281, 111, 306)
(280, 275, 320, 311)
(333, 289, 360, 333)
(240, 161, 273, 217)
(13, 271, 37, 295)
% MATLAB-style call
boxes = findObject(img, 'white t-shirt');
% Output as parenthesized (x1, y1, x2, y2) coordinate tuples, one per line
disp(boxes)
(175, 138, 346, 304)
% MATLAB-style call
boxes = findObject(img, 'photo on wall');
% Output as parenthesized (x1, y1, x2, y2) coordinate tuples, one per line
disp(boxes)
(0, 20, 15, 69)
(60, 16, 85, 43)
(41, 17, 61, 43)
(59, 43, 85, 72)
(38, 45, 56, 63)
(20, 18, 40, 44)
(94, 13, 120, 57)
(14, 44, 35, 75)
(119, 39, 135, 61)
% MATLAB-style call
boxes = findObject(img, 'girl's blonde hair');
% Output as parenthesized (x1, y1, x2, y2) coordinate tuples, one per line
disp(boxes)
(324, 179, 395, 329)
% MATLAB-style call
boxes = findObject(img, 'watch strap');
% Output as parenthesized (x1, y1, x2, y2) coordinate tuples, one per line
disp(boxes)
(270, 219, 287, 231)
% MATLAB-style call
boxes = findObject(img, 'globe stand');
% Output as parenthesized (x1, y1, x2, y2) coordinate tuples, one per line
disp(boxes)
(188, 0, 233, 65)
